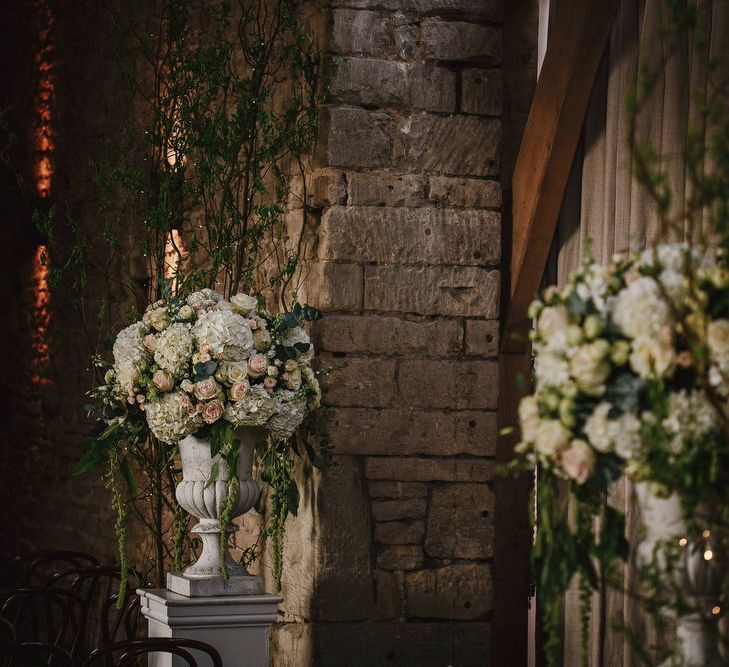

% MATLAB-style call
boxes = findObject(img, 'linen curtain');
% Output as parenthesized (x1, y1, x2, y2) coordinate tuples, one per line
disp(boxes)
(555, 0, 729, 663)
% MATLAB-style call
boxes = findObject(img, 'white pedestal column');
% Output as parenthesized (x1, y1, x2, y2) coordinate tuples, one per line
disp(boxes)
(138, 589, 282, 667)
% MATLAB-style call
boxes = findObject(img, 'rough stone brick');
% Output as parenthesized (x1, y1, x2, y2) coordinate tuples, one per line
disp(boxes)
(312, 456, 377, 622)
(310, 169, 347, 207)
(319, 207, 500, 265)
(314, 315, 462, 356)
(428, 176, 501, 209)
(309, 622, 490, 667)
(372, 498, 426, 521)
(347, 172, 427, 207)
(330, 9, 394, 57)
(364, 265, 500, 317)
(317, 107, 391, 169)
(365, 457, 495, 482)
(330, 58, 455, 112)
(425, 484, 494, 558)
(368, 481, 428, 499)
(299, 262, 363, 311)
(328, 0, 502, 22)
(461, 68, 503, 116)
(405, 564, 492, 620)
(393, 114, 500, 176)
(399, 359, 498, 409)
(374, 570, 401, 619)
(377, 545, 424, 571)
(326, 408, 497, 456)
(320, 356, 396, 407)
(465, 319, 499, 356)
(375, 520, 426, 545)
(421, 20, 502, 64)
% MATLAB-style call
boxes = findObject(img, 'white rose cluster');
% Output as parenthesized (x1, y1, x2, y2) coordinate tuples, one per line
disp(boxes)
(517, 244, 726, 487)
(103, 289, 322, 444)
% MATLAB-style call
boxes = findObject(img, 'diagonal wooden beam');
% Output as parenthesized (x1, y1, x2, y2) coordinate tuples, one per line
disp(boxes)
(503, 0, 620, 352)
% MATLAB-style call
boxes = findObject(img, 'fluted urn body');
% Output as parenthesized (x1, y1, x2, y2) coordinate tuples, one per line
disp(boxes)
(168, 426, 265, 596)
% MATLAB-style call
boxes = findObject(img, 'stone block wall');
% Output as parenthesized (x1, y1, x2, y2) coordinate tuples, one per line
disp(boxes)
(280, 2, 505, 663)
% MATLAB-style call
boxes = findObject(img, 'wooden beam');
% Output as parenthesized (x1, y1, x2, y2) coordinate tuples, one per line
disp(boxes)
(504, 0, 619, 352)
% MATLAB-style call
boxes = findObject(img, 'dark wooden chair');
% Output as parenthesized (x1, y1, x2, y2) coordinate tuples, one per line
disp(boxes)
(16, 551, 98, 587)
(83, 638, 223, 667)
(0, 617, 14, 643)
(100, 594, 142, 646)
(0, 642, 74, 666)
(0, 588, 86, 661)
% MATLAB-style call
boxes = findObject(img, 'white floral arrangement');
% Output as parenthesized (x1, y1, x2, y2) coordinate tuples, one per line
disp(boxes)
(100, 288, 321, 445)
(516, 243, 728, 491)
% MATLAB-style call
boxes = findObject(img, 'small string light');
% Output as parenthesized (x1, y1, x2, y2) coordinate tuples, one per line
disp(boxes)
(703, 529, 712, 539)
(679, 538, 688, 547)
(712, 606, 721, 616)
(704, 549, 714, 561)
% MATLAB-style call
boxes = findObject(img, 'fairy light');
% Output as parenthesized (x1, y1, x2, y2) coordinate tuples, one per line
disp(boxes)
(703, 529, 711, 539)
(704, 549, 714, 561)
(678, 538, 688, 547)
(712, 606, 721, 616)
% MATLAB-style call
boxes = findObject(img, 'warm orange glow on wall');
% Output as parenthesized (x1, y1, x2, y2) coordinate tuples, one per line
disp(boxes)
(30, 244, 52, 387)
(34, 0, 54, 198)
(164, 229, 186, 293)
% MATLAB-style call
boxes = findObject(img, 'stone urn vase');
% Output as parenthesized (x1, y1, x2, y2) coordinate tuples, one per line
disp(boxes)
(166, 426, 266, 597)
(635, 482, 723, 666)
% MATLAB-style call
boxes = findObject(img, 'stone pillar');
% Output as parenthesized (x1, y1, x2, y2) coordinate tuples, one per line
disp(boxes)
(138, 589, 282, 667)
(276, 1, 505, 663)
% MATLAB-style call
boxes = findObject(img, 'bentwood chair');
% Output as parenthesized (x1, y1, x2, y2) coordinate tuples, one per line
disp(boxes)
(17, 551, 98, 587)
(0, 588, 87, 662)
(0, 642, 74, 666)
(83, 638, 223, 667)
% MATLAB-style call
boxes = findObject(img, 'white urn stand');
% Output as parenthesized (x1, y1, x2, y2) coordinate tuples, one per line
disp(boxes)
(138, 427, 281, 667)
(636, 482, 722, 666)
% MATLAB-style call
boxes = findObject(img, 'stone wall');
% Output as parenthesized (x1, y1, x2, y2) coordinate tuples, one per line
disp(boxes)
(276, 2, 505, 663)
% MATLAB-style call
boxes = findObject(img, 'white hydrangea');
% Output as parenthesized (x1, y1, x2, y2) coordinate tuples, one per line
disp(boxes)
(113, 322, 149, 392)
(225, 385, 277, 427)
(576, 263, 611, 311)
(146, 391, 201, 443)
(191, 310, 254, 361)
(612, 276, 672, 339)
(154, 323, 193, 377)
(584, 402, 614, 453)
(535, 352, 570, 388)
(280, 325, 314, 363)
(584, 402, 643, 460)
(662, 390, 717, 454)
(186, 288, 222, 308)
(266, 390, 307, 441)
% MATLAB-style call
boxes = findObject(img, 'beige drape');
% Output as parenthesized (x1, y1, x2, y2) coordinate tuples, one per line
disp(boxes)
(556, 1, 729, 664)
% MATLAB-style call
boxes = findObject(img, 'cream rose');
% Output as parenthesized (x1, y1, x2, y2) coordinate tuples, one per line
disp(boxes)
(534, 420, 571, 459)
(537, 306, 570, 345)
(229, 380, 251, 402)
(253, 328, 272, 351)
(143, 334, 158, 352)
(561, 439, 595, 484)
(178, 305, 194, 320)
(193, 377, 219, 401)
(263, 377, 277, 393)
(629, 336, 676, 379)
(143, 305, 170, 332)
(231, 293, 258, 315)
(570, 340, 610, 389)
(180, 379, 194, 393)
(248, 353, 268, 378)
(152, 369, 174, 392)
(202, 399, 225, 424)
(283, 368, 302, 391)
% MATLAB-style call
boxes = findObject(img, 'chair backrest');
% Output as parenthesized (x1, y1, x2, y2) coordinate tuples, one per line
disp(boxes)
(0, 641, 74, 667)
(83, 638, 224, 667)
(17, 551, 99, 587)
(100, 594, 143, 646)
(0, 587, 87, 660)
(48, 566, 142, 655)
(0, 616, 15, 643)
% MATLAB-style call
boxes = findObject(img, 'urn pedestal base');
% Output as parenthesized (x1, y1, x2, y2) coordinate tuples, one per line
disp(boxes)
(166, 571, 264, 597)
(138, 588, 281, 667)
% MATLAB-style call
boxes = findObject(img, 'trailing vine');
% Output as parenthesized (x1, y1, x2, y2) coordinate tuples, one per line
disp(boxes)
(107, 450, 129, 609)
